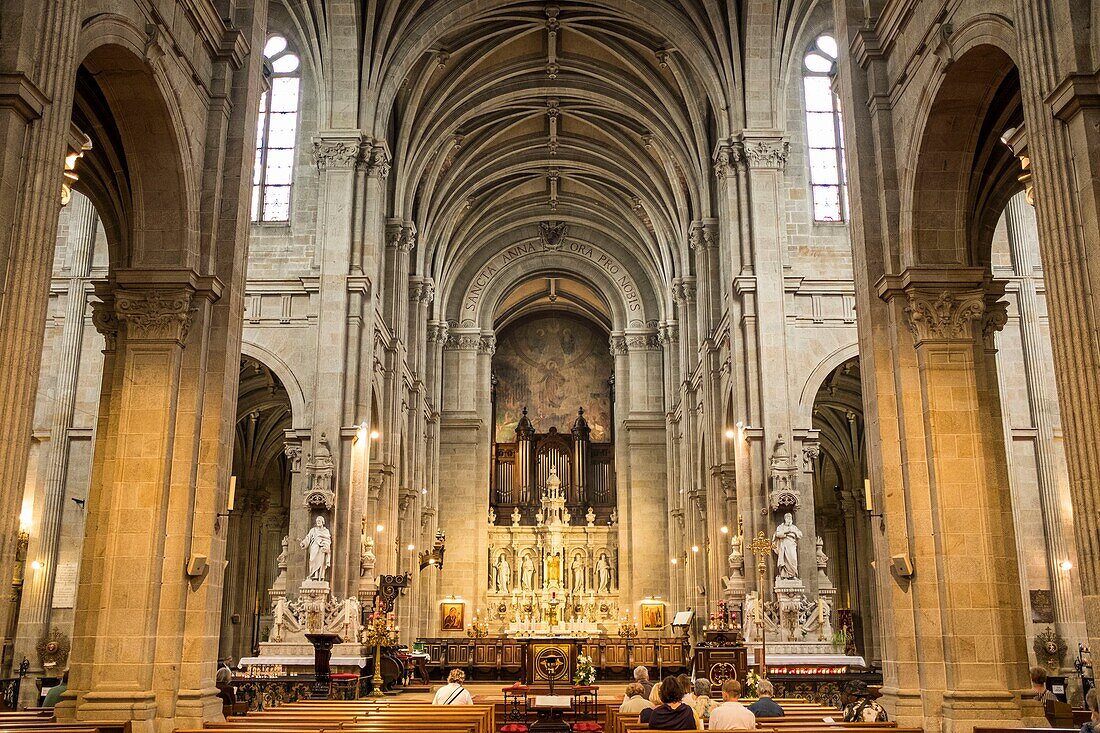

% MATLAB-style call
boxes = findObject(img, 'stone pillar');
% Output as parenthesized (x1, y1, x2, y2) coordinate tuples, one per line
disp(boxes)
(15, 195, 97, 672)
(0, 0, 84, 659)
(67, 280, 214, 731)
(1001, 194, 1084, 647)
(877, 270, 1035, 732)
(1021, 2, 1100, 656)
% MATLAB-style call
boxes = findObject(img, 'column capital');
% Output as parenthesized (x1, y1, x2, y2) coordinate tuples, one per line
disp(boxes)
(365, 143, 391, 178)
(733, 131, 789, 170)
(386, 219, 416, 251)
(712, 139, 737, 180)
(688, 218, 719, 251)
(311, 131, 369, 171)
(443, 328, 482, 351)
(409, 276, 436, 304)
(426, 320, 450, 344)
(877, 268, 1007, 346)
(672, 276, 697, 305)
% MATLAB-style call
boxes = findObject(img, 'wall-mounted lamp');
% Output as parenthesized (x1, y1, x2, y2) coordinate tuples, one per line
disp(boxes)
(370, 430, 380, 440)
(29, 561, 42, 572)
(724, 429, 735, 439)
(376, 524, 385, 533)
(1060, 560, 1074, 572)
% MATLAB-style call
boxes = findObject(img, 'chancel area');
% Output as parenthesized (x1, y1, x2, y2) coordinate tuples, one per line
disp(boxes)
(0, 0, 1098, 732)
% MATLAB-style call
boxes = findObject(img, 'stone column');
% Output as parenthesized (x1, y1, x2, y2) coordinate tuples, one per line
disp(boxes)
(878, 271, 1034, 731)
(15, 195, 97, 671)
(1001, 195, 1084, 645)
(68, 282, 202, 729)
(0, 0, 84, 657)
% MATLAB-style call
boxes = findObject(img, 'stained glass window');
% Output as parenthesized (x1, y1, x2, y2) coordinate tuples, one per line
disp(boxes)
(253, 36, 300, 222)
(803, 34, 848, 222)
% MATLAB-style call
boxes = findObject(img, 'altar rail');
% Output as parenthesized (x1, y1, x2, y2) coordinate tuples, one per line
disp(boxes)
(416, 636, 690, 679)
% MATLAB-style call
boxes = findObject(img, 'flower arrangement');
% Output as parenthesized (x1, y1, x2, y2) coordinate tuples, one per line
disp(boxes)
(743, 669, 762, 698)
(574, 654, 596, 686)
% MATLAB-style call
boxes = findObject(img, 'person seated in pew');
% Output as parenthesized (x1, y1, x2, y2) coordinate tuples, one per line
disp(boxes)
(1083, 688, 1098, 733)
(620, 682, 654, 714)
(216, 667, 236, 707)
(691, 678, 717, 722)
(648, 677, 663, 706)
(432, 668, 473, 705)
(640, 675, 697, 730)
(678, 674, 696, 707)
(840, 680, 887, 723)
(747, 679, 784, 718)
(634, 665, 654, 699)
(708, 679, 756, 731)
(1031, 666, 1058, 704)
(42, 669, 68, 707)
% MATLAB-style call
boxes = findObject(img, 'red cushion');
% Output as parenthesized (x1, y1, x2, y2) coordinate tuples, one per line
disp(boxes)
(571, 724, 602, 732)
(501, 724, 529, 733)
(331, 673, 358, 680)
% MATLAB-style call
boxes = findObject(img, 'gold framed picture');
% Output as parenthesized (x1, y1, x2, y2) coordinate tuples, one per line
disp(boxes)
(641, 602, 665, 631)
(441, 602, 465, 631)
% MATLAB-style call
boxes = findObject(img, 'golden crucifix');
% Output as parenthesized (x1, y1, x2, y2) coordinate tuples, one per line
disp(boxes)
(748, 531, 772, 675)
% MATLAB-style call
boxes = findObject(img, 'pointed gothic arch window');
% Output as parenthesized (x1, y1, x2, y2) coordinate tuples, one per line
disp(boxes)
(803, 34, 848, 222)
(252, 35, 301, 222)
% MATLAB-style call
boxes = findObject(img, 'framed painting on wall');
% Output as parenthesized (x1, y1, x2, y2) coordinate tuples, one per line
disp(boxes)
(441, 602, 465, 631)
(641, 602, 665, 631)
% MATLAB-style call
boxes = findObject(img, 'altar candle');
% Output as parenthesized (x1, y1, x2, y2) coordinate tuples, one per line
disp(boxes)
(818, 600, 824, 625)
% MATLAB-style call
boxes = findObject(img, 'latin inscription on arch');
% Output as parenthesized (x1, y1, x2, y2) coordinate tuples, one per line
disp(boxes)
(463, 239, 642, 313)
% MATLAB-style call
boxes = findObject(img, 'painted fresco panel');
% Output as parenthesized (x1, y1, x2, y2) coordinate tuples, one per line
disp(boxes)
(493, 313, 612, 442)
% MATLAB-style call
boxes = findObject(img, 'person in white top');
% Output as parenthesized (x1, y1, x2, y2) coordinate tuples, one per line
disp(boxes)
(432, 669, 474, 705)
(708, 679, 757, 730)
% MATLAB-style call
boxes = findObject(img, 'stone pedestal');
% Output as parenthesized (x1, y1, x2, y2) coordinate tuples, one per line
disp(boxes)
(774, 578, 805, 642)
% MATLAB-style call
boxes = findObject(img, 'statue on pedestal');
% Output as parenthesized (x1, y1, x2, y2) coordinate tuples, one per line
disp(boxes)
(595, 553, 612, 593)
(495, 553, 512, 593)
(547, 552, 562, 585)
(520, 555, 535, 590)
(302, 515, 332, 582)
(570, 555, 586, 591)
(772, 512, 802, 580)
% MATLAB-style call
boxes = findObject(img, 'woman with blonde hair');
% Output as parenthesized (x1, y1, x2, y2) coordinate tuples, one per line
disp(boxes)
(432, 668, 473, 705)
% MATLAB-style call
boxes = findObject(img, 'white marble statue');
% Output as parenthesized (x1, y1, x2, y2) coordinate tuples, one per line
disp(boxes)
(772, 512, 803, 580)
(495, 553, 512, 593)
(595, 553, 612, 593)
(585, 507, 596, 527)
(570, 555, 586, 591)
(520, 555, 535, 590)
(301, 515, 332, 582)
(815, 535, 829, 569)
(728, 532, 744, 572)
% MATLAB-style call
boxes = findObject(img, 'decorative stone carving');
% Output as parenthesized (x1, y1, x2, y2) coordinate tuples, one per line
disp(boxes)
(445, 333, 482, 351)
(772, 512, 803, 580)
(802, 441, 821, 469)
(982, 299, 1009, 347)
(114, 288, 196, 343)
(365, 144, 391, 178)
(658, 323, 678, 346)
(672, 277, 697, 305)
(277, 535, 289, 572)
(304, 433, 335, 509)
(739, 139, 790, 170)
(479, 334, 496, 354)
(608, 335, 628, 356)
(284, 443, 303, 472)
(488, 506, 496, 524)
(903, 289, 985, 343)
(367, 473, 383, 501)
(494, 553, 512, 593)
(301, 515, 332, 582)
(595, 553, 612, 593)
(689, 220, 717, 251)
(713, 141, 735, 180)
(36, 628, 70, 670)
(585, 507, 596, 527)
(538, 221, 568, 250)
(625, 333, 660, 351)
(426, 321, 450, 344)
(312, 139, 361, 171)
(768, 434, 800, 510)
(511, 507, 522, 527)
(90, 298, 119, 351)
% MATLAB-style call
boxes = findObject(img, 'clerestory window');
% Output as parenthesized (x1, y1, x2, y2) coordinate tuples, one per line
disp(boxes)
(252, 35, 301, 223)
(803, 34, 848, 222)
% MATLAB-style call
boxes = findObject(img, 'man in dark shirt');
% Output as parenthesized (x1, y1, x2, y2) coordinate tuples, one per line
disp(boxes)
(748, 679, 784, 718)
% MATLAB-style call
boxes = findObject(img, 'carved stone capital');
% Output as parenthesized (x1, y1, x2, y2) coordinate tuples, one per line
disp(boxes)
(689, 219, 718, 251)
(312, 139, 361, 171)
(608, 335, 628, 356)
(444, 331, 482, 351)
(625, 332, 661, 351)
(114, 288, 196, 343)
(386, 221, 416, 252)
(365, 144, 391, 178)
(713, 140, 736, 180)
(736, 138, 790, 170)
(409, 277, 435, 304)
(478, 334, 496, 355)
(903, 289, 986, 344)
(91, 297, 119, 351)
(284, 443, 303, 472)
(672, 277, 697, 305)
(426, 320, 450, 344)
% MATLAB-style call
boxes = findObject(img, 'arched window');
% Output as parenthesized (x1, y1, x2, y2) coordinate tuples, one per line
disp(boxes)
(803, 34, 847, 222)
(252, 35, 301, 222)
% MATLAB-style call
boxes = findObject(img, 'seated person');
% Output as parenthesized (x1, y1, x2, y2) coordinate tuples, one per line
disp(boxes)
(620, 682, 654, 714)
(640, 675, 696, 730)
(747, 678, 784, 718)
(678, 673, 696, 707)
(215, 667, 236, 707)
(709, 679, 757, 731)
(633, 665, 654, 699)
(42, 670, 68, 708)
(691, 678, 717, 721)
(840, 680, 887, 723)
(1083, 688, 1098, 733)
(1031, 666, 1057, 703)
(432, 669, 473, 705)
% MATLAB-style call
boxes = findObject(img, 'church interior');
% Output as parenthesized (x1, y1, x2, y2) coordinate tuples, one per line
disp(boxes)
(0, 0, 1098, 732)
